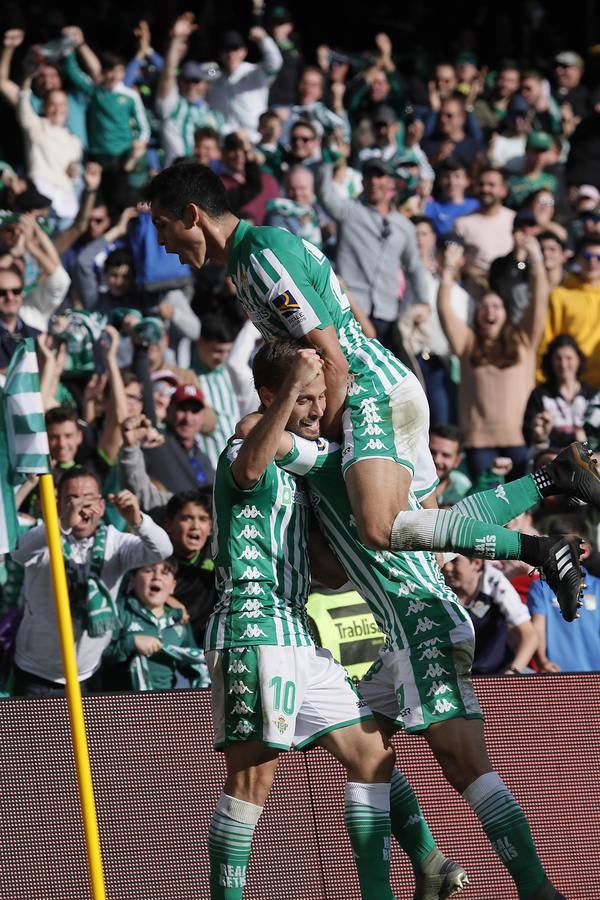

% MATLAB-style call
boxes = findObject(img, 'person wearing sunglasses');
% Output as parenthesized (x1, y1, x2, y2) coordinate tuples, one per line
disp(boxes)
(536, 234, 600, 389)
(0, 265, 39, 369)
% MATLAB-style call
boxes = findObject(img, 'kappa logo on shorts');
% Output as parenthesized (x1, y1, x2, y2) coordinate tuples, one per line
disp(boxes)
(272, 291, 301, 317)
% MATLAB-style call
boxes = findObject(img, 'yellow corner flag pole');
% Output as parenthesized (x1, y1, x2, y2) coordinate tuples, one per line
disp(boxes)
(39, 473, 107, 900)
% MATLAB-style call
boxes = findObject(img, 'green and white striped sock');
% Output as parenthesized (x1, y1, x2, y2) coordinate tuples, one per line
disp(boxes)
(391, 508, 522, 559)
(344, 782, 395, 899)
(463, 773, 546, 899)
(452, 476, 542, 527)
(389, 768, 436, 869)
(208, 793, 262, 899)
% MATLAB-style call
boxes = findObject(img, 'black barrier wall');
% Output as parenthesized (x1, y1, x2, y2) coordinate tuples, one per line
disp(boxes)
(0, 674, 598, 899)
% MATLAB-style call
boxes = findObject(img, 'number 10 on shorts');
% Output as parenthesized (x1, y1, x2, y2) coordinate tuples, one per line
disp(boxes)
(270, 676, 296, 715)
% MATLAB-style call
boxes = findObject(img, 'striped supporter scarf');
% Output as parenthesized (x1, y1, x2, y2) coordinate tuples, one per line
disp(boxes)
(62, 523, 117, 636)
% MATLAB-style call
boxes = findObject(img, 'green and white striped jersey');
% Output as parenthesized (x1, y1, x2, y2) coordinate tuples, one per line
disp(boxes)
(205, 439, 314, 651)
(193, 362, 240, 470)
(227, 221, 409, 393)
(278, 435, 469, 652)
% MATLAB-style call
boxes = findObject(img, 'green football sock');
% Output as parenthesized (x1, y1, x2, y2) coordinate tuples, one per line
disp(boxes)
(463, 773, 546, 899)
(344, 782, 395, 899)
(452, 475, 542, 527)
(391, 507, 522, 559)
(208, 793, 262, 899)
(389, 769, 436, 870)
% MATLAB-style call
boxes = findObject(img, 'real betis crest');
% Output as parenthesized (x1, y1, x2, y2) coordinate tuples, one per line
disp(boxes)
(274, 714, 288, 734)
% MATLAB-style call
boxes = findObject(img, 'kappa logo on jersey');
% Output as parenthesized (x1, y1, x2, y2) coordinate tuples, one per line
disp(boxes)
(363, 438, 386, 451)
(419, 645, 444, 661)
(407, 598, 433, 615)
(237, 524, 262, 539)
(361, 423, 384, 437)
(242, 624, 268, 639)
(236, 505, 264, 519)
(240, 565, 262, 579)
(240, 599, 265, 619)
(272, 290, 301, 317)
(414, 617, 437, 633)
(241, 582, 265, 596)
(238, 546, 264, 561)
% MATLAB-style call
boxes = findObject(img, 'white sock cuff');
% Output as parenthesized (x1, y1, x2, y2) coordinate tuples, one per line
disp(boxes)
(345, 781, 390, 812)
(390, 509, 440, 551)
(216, 792, 263, 826)
(462, 772, 505, 809)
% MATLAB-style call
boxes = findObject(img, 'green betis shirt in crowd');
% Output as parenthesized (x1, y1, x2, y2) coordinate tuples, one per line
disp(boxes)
(205, 439, 314, 651)
(226, 221, 409, 394)
(278, 434, 469, 654)
(193, 361, 240, 470)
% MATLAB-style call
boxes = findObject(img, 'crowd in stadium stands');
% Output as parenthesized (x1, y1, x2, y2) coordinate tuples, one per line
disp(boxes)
(2, 1, 600, 698)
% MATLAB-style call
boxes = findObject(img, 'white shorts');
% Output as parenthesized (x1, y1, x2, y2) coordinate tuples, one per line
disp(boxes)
(206, 644, 372, 751)
(342, 369, 437, 494)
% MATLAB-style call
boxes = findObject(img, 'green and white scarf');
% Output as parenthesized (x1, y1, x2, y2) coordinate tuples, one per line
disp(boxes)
(63, 523, 117, 637)
(130, 644, 210, 692)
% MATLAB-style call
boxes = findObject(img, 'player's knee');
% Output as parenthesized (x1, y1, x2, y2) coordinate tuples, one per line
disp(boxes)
(350, 741, 395, 783)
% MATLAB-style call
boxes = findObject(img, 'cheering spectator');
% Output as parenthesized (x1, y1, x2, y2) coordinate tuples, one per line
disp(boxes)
(454, 167, 515, 286)
(524, 334, 594, 450)
(156, 13, 224, 167)
(208, 26, 283, 142)
(438, 237, 549, 479)
(424, 156, 479, 236)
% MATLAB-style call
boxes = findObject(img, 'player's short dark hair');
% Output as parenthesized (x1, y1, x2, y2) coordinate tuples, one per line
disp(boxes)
(252, 339, 315, 392)
(144, 163, 231, 220)
(165, 490, 212, 520)
(429, 422, 464, 446)
(411, 215, 435, 231)
(45, 406, 81, 429)
(57, 466, 102, 498)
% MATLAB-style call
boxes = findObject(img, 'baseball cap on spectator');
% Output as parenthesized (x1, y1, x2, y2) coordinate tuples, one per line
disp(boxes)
(151, 369, 179, 388)
(267, 5, 292, 24)
(554, 51, 584, 68)
(170, 384, 205, 408)
(505, 94, 531, 122)
(13, 181, 51, 212)
(372, 105, 398, 125)
(526, 131, 552, 151)
(576, 185, 600, 204)
(361, 157, 392, 176)
(455, 51, 478, 67)
(180, 60, 221, 82)
(221, 30, 246, 51)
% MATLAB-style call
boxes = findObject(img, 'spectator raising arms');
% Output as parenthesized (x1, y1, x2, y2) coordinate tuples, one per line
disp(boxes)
(438, 237, 550, 479)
